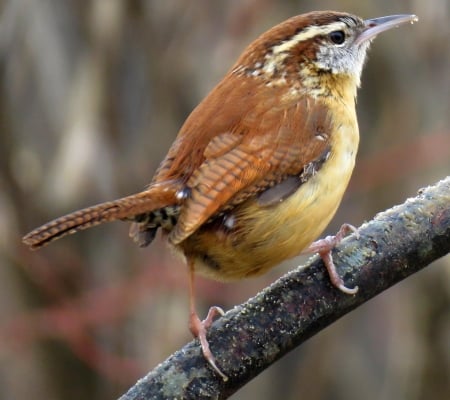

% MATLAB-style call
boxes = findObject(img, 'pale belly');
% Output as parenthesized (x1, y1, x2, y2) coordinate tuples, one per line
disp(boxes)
(179, 123, 359, 281)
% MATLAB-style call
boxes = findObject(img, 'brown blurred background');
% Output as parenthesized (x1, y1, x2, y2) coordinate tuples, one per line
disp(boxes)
(1, 1, 449, 399)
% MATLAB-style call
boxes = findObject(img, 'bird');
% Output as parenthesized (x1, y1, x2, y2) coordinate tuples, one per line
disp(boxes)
(22, 11, 418, 380)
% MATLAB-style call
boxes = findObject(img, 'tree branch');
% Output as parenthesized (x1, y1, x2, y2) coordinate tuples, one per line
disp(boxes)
(119, 177, 450, 400)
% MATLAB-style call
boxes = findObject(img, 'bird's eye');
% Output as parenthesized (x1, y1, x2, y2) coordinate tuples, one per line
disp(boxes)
(329, 30, 346, 45)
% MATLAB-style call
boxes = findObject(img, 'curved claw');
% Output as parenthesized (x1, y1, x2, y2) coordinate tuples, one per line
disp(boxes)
(336, 283, 359, 295)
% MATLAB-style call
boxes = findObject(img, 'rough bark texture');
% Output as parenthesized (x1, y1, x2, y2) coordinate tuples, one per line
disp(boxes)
(119, 177, 450, 400)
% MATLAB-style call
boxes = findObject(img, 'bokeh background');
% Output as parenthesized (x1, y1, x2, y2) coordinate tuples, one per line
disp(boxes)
(1, 0, 449, 399)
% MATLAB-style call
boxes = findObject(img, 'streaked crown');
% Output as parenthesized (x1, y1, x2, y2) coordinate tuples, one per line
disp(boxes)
(231, 11, 417, 96)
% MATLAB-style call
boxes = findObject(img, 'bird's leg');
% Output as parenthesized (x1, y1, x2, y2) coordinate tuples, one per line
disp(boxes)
(304, 223, 359, 295)
(187, 259, 228, 381)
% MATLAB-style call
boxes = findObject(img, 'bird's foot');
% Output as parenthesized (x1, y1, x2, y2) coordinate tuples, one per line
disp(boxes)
(304, 223, 359, 295)
(189, 306, 228, 381)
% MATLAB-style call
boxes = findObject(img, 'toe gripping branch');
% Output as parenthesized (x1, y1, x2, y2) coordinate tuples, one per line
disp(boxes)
(305, 223, 359, 294)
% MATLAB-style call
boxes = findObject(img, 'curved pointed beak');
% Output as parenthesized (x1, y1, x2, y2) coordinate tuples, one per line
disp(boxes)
(354, 14, 419, 46)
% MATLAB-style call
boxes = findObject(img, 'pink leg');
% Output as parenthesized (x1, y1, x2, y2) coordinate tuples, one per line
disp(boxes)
(304, 223, 359, 295)
(188, 260, 228, 381)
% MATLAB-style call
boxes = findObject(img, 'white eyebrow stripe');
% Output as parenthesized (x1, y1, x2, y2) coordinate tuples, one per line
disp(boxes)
(272, 21, 348, 54)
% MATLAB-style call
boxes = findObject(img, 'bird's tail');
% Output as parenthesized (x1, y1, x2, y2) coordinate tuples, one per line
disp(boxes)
(22, 186, 178, 250)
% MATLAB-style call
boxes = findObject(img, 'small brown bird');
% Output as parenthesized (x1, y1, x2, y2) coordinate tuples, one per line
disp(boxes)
(23, 11, 418, 380)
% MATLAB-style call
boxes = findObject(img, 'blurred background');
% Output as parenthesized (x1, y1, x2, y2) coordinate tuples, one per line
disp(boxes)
(1, 0, 449, 399)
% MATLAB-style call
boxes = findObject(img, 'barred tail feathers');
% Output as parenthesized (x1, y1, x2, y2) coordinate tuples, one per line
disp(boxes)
(22, 188, 177, 249)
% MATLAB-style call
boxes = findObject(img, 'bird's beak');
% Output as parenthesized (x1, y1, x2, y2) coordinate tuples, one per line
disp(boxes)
(354, 14, 419, 45)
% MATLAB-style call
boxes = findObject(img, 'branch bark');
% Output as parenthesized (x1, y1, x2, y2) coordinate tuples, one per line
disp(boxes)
(119, 177, 450, 400)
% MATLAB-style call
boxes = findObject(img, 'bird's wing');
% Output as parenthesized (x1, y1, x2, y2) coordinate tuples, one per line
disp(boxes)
(170, 96, 333, 244)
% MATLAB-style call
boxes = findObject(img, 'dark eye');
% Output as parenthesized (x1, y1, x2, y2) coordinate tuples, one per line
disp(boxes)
(329, 30, 346, 45)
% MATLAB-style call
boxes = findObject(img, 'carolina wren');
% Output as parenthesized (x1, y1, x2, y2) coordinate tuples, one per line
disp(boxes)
(23, 11, 418, 380)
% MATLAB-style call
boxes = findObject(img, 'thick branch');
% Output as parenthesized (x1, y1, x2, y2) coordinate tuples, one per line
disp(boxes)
(119, 177, 450, 400)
